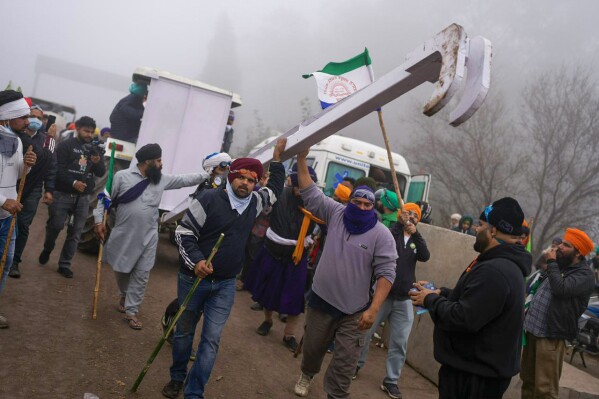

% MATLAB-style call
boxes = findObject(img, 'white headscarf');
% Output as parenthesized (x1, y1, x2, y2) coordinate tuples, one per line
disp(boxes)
(0, 98, 30, 120)
(203, 152, 232, 174)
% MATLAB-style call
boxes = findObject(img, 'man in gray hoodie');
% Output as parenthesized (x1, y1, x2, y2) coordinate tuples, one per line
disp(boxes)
(293, 149, 397, 399)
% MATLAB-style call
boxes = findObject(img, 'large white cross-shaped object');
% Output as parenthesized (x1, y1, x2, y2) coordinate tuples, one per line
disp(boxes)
(162, 23, 491, 224)
(250, 23, 491, 164)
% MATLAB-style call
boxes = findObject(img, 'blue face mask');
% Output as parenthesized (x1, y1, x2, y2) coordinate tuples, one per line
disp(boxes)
(28, 117, 43, 132)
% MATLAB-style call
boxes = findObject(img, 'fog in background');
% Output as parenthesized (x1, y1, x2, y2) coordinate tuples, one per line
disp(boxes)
(1, 0, 598, 157)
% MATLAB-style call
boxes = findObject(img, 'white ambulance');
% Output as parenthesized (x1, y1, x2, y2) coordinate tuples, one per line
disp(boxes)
(251, 134, 430, 203)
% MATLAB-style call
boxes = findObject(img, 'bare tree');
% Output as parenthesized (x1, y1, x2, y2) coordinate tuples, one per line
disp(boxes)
(404, 92, 528, 227)
(521, 67, 599, 254)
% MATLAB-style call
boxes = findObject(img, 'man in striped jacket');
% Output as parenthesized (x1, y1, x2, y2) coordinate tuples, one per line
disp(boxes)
(162, 138, 286, 399)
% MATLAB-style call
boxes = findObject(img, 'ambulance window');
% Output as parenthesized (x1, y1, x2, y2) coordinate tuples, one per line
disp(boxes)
(368, 166, 407, 196)
(323, 162, 365, 197)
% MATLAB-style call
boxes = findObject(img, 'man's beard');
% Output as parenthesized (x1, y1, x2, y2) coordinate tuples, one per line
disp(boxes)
(233, 184, 251, 198)
(147, 165, 162, 184)
(556, 249, 576, 267)
(473, 228, 490, 253)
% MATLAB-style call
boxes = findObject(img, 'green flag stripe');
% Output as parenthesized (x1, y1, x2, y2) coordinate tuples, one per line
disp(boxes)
(303, 48, 371, 78)
(105, 144, 116, 195)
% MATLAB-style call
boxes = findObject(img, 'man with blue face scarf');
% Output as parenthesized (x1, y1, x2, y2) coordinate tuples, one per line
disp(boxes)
(292, 149, 397, 399)
(8, 104, 57, 278)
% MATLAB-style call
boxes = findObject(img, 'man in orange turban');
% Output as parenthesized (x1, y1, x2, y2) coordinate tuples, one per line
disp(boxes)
(521, 227, 595, 399)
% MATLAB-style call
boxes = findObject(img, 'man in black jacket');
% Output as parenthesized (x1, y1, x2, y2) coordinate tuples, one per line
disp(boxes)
(109, 82, 147, 142)
(410, 197, 532, 399)
(355, 202, 429, 399)
(521, 227, 595, 399)
(9, 105, 56, 278)
(38, 116, 105, 278)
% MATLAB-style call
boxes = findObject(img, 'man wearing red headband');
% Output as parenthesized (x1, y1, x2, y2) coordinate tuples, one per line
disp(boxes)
(162, 139, 287, 399)
(521, 228, 595, 399)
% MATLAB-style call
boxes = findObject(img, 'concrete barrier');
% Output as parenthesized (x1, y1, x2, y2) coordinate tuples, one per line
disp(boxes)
(404, 223, 477, 382)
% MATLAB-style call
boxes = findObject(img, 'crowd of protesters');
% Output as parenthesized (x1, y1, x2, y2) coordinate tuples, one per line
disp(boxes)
(1, 86, 598, 399)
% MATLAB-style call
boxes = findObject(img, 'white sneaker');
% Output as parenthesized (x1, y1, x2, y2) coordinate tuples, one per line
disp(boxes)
(294, 373, 312, 397)
(0, 315, 8, 329)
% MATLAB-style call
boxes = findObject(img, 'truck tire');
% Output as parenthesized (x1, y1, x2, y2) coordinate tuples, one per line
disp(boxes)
(77, 158, 129, 254)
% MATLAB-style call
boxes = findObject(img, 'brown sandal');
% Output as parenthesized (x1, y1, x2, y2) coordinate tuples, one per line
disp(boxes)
(118, 297, 126, 313)
(125, 316, 143, 330)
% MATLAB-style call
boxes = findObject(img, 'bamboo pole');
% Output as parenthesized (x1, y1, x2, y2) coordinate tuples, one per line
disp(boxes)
(377, 110, 404, 212)
(131, 233, 225, 393)
(0, 155, 29, 282)
(91, 210, 108, 320)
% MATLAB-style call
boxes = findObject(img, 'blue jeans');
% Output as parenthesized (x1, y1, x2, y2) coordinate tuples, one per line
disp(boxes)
(357, 297, 414, 384)
(170, 273, 235, 399)
(0, 216, 16, 294)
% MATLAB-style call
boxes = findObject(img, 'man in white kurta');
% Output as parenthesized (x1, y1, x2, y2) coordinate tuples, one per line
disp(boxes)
(94, 143, 208, 329)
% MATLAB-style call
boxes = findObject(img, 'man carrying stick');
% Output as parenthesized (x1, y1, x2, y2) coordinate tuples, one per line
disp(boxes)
(0, 90, 37, 328)
(162, 138, 286, 399)
(293, 149, 397, 399)
(94, 144, 209, 329)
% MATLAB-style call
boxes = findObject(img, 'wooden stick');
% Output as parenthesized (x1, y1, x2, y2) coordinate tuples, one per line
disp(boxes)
(0, 161, 28, 282)
(377, 110, 404, 212)
(131, 233, 225, 393)
(92, 210, 108, 320)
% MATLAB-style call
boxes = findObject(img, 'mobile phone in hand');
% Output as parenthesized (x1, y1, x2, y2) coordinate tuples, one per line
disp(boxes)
(45, 115, 56, 131)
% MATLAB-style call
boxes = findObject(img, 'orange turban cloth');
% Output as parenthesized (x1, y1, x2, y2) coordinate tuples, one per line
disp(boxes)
(334, 184, 351, 204)
(564, 228, 594, 257)
(403, 202, 421, 222)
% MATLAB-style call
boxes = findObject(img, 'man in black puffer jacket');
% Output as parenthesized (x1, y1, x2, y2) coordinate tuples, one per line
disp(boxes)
(521, 227, 595, 399)
(410, 197, 532, 399)
(109, 82, 147, 142)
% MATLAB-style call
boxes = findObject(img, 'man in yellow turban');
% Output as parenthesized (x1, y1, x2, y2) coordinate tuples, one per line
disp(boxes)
(521, 228, 595, 399)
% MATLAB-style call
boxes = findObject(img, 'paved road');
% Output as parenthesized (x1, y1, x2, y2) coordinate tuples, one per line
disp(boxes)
(0, 210, 438, 399)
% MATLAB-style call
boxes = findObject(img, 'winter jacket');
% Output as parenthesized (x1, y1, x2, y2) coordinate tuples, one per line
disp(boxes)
(176, 162, 285, 279)
(423, 244, 532, 378)
(389, 221, 430, 299)
(109, 93, 144, 142)
(54, 137, 106, 195)
(16, 130, 56, 199)
(542, 260, 595, 340)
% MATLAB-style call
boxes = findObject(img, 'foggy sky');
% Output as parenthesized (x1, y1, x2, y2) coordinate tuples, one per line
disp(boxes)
(1, 0, 598, 157)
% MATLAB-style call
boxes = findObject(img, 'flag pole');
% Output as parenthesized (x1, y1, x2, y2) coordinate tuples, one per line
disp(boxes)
(91, 143, 116, 320)
(131, 233, 225, 393)
(376, 110, 405, 212)
(92, 210, 107, 320)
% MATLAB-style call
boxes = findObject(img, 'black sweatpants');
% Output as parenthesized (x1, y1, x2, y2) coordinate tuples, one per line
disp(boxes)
(438, 365, 511, 399)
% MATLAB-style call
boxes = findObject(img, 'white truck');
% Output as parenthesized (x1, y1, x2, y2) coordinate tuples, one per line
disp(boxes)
(78, 67, 242, 252)
(250, 134, 430, 203)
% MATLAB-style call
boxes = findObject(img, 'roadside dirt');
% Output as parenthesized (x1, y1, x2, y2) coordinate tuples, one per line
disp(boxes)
(0, 211, 439, 399)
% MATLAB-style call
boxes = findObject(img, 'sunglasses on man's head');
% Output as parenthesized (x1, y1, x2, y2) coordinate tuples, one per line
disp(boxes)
(231, 169, 258, 184)
(218, 161, 231, 169)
